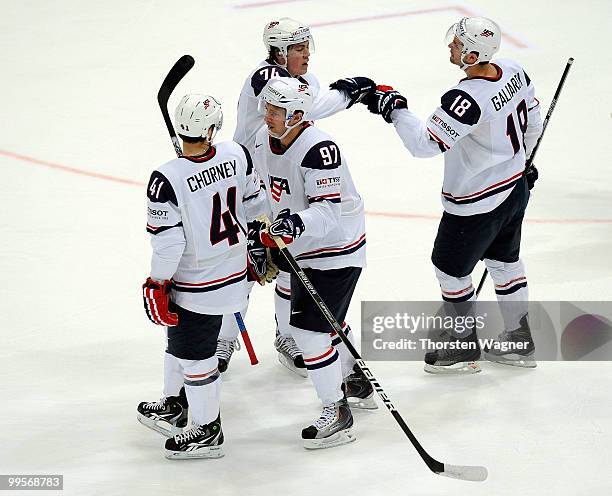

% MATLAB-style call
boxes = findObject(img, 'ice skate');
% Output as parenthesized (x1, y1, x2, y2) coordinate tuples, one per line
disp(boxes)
(137, 387, 189, 437)
(164, 415, 224, 459)
(216, 338, 240, 373)
(275, 332, 307, 378)
(484, 315, 537, 368)
(344, 364, 377, 410)
(302, 399, 355, 450)
(424, 340, 481, 374)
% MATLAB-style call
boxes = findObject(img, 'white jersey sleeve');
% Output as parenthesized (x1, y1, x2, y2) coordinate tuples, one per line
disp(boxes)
(301, 73, 350, 121)
(238, 143, 271, 222)
(146, 171, 186, 281)
(296, 139, 342, 238)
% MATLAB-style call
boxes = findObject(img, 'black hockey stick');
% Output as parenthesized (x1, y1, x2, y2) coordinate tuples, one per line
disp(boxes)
(158, 55, 195, 157)
(268, 230, 487, 482)
(476, 57, 574, 297)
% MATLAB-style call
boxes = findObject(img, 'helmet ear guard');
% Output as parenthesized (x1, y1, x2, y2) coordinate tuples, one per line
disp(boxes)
(446, 17, 501, 70)
(174, 94, 223, 143)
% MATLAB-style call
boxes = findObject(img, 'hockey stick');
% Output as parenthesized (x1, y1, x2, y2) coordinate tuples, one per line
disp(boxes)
(157, 55, 260, 365)
(476, 57, 574, 297)
(234, 312, 259, 365)
(267, 228, 487, 482)
(158, 55, 195, 157)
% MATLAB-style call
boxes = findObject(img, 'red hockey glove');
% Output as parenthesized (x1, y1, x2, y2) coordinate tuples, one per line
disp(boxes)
(142, 277, 178, 326)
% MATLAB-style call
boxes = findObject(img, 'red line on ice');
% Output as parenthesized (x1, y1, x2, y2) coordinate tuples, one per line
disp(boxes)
(3, 149, 605, 225)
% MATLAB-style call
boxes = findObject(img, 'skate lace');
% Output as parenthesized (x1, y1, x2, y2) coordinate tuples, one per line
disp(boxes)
(216, 339, 240, 360)
(144, 398, 167, 410)
(277, 335, 301, 359)
(313, 405, 337, 430)
(175, 424, 205, 443)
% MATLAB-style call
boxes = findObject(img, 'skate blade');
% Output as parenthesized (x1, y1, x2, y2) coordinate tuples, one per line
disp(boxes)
(164, 445, 224, 460)
(424, 361, 481, 375)
(484, 352, 537, 368)
(347, 394, 378, 410)
(303, 429, 356, 450)
(137, 414, 183, 438)
(278, 353, 308, 378)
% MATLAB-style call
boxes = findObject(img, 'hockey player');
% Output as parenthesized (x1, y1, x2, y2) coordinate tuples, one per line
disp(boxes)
(248, 77, 372, 449)
(138, 94, 269, 459)
(364, 17, 543, 373)
(217, 16, 375, 377)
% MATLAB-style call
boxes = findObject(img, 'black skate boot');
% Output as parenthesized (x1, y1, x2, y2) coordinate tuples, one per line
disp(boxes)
(484, 315, 536, 368)
(164, 414, 224, 459)
(343, 364, 377, 410)
(137, 387, 189, 437)
(424, 337, 481, 374)
(302, 399, 355, 450)
(274, 331, 307, 378)
(216, 338, 239, 373)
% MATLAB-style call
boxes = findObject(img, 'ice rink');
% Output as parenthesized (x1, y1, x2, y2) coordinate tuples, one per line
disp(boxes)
(2, 0, 612, 494)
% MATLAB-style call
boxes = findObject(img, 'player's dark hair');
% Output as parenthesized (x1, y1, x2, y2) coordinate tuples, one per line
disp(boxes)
(179, 134, 208, 144)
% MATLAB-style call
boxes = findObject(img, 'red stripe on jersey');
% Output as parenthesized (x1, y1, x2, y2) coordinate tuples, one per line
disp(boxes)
(173, 267, 247, 287)
(427, 128, 450, 149)
(442, 172, 524, 201)
(297, 233, 366, 258)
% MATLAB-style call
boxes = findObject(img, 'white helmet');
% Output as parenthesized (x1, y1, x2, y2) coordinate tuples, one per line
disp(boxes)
(263, 17, 315, 63)
(446, 17, 501, 69)
(259, 77, 312, 139)
(174, 94, 223, 142)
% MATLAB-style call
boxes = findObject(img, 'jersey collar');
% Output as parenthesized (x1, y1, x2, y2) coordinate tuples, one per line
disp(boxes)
(461, 63, 503, 82)
(269, 122, 311, 155)
(183, 146, 217, 163)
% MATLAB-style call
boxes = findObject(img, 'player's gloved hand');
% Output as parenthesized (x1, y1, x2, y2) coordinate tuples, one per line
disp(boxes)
(329, 77, 376, 108)
(247, 221, 279, 284)
(525, 164, 538, 190)
(142, 277, 178, 326)
(364, 85, 408, 123)
(269, 209, 305, 245)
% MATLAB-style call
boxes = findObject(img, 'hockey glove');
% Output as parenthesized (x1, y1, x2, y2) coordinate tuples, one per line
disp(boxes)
(142, 277, 178, 326)
(525, 164, 538, 190)
(365, 85, 408, 123)
(329, 77, 376, 108)
(268, 209, 305, 245)
(247, 221, 279, 284)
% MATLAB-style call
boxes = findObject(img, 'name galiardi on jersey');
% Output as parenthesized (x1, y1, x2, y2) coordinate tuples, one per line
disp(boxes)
(186, 160, 237, 193)
(490, 72, 524, 112)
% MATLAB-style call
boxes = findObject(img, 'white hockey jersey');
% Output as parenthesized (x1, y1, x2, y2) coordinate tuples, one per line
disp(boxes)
(253, 124, 366, 270)
(391, 58, 543, 216)
(233, 59, 349, 156)
(146, 141, 267, 314)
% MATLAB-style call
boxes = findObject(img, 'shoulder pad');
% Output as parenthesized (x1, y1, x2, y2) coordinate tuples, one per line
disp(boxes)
(440, 88, 481, 125)
(251, 65, 291, 96)
(301, 140, 342, 170)
(147, 170, 178, 205)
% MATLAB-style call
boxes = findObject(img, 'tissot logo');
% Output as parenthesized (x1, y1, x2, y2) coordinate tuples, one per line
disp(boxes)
(148, 207, 168, 217)
(480, 29, 494, 37)
(269, 176, 290, 202)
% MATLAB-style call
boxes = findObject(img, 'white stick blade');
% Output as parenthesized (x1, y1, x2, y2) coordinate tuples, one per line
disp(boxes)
(439, 464, 488, 482)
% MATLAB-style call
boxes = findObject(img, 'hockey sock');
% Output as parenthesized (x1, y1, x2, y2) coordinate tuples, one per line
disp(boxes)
(163, 350, 184, 397)
(330, 323, 357, 378)
(178, 356, 221, 426)
(275, 271, 292, 338)
(484, 258, 529, 330)
(291, 326, 343, 405)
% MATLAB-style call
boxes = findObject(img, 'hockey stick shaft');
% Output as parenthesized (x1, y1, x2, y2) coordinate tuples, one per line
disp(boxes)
(158, 55, 195, 157)
(234, 312, 259, 365)
(476, 57, 574, 297)
(269, 231, 487, 481)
